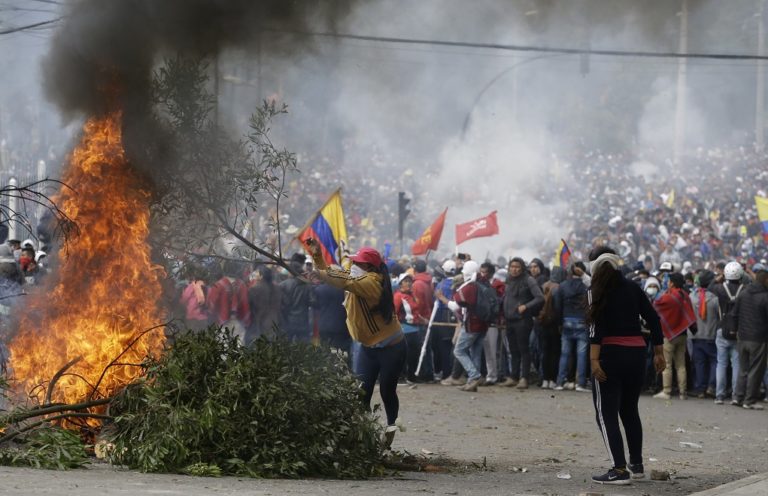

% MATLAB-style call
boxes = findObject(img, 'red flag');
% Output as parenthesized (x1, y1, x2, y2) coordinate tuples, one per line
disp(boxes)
(455, 211, 499, 245)
(411, 208, 448, 255)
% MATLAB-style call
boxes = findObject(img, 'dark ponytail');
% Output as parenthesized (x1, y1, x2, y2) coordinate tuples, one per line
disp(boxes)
(378, 263, 395, 324)
(586, 246, 622, 326)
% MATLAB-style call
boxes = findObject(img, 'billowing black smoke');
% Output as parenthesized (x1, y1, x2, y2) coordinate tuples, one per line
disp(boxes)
(43, 0, 355, 118)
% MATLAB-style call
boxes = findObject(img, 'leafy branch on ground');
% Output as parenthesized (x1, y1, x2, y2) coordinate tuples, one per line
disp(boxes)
(106, 326, 386, 478)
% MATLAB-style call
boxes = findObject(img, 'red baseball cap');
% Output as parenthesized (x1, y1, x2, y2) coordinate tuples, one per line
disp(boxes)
(350, 247, 383, 267)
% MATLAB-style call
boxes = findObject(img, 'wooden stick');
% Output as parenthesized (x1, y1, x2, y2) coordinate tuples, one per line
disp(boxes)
(44, 356, 82, 406)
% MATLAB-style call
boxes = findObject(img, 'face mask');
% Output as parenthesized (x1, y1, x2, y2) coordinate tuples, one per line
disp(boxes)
(350, 265, 367, 278)
(645, 287, 659, 297)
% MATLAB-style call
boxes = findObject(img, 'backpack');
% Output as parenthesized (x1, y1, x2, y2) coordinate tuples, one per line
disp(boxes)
(720, 283, 743, 341)
(474, 280, 500, 324)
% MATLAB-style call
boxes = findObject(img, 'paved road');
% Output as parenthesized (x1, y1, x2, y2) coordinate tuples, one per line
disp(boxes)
(0, 383, 766, 495)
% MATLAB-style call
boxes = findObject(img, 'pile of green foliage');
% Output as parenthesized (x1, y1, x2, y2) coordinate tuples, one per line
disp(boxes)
(0, 427, 88, 470)
(106, 327, 385, 478)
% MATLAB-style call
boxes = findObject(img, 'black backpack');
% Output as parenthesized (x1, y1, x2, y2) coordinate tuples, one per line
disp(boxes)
(720, 284, 743, 341)
(474, 280, 500, 324)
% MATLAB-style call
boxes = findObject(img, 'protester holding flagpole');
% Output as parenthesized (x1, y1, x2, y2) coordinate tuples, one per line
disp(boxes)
(587, 246, 665, 485)
(305, 238, 406, 448)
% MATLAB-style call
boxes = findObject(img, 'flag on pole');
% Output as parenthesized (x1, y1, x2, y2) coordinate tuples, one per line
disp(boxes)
(455, 211, 499, 245)
(297, 189, 348, 265)
(665, 189, 675, 208)
(554, 238, 571, 267)
(756, 196, 768, 243)
(412, 208, 448, 255)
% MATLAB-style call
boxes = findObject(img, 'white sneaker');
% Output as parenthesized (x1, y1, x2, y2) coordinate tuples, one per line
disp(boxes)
(553, 384, 565, 391)
(575, 385, 591, 392)
(564, 382, 575, 390)
(653, 391, 671, 400)
(384, 425, 398, 448)
(540, 380, 551, 389)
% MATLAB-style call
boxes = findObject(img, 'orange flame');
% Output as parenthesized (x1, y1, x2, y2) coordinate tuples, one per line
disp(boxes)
(9, 112, 165, 408)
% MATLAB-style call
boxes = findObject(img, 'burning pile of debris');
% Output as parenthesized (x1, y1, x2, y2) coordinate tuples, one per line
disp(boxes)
(0, 70, 388, 479)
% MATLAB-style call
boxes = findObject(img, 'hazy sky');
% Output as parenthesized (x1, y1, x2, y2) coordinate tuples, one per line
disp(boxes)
(1, 0, 764, 257)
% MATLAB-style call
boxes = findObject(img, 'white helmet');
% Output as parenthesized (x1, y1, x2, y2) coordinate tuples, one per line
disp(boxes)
(724, 261, 744, 281)
(461, 260, 479, 279)
(441, 260, 457, 275)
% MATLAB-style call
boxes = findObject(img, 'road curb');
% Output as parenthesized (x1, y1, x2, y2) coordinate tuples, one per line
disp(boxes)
(688, 473, 768, 496)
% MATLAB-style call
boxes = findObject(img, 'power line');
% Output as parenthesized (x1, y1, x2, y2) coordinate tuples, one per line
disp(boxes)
(0, 17, 59, 36)
(276, 29, 768, 62)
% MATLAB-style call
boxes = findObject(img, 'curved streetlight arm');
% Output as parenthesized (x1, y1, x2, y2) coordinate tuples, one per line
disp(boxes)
(461, 54, 565, 138)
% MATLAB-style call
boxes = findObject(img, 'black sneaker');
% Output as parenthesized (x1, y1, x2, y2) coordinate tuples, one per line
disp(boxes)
(628, 463, 644, 479)
(592, 467, 631, 485)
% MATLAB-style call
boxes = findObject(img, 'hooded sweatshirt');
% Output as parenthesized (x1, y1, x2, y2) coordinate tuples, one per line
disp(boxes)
(503, 258, 544, 321)
(689, 287, 720, 340)
(411, 271, 434, 321)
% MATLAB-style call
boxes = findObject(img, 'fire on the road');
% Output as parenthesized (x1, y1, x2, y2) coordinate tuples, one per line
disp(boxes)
(9, 112, 165, 415)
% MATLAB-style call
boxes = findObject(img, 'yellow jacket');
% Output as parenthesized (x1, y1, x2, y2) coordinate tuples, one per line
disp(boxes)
(311, 252, 402, 347)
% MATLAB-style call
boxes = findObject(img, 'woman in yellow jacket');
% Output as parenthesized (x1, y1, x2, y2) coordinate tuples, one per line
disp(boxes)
(306, 240, 405, 446)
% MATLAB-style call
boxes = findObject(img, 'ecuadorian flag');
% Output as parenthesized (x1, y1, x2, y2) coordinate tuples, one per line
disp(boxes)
(297, 189, 348, 265)
(554, 238, 571, 268)
(756, 196, 768, 243)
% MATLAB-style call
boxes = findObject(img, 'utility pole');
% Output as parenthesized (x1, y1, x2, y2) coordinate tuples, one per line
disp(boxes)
(757, 0, 766, 151)
(8, 177, 17, 241)
(673, 0, 688, 165)
(397, 192, 410, 256)
(212, 54, 220, 126)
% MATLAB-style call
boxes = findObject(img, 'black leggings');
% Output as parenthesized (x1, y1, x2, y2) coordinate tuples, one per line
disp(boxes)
(359, 338, 407, 425)
(592, 345, 645, 469)
(403, 331, 422, 381)
(539, 324, 561, 382)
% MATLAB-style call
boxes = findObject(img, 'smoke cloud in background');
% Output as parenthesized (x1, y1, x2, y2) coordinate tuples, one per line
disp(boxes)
(1, 0, 766, 261)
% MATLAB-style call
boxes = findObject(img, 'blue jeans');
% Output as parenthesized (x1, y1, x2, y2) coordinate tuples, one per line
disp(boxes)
(716, 331, 740, 401)
(453, 327, 486, 381)
(691, 339, 716, 393)
(557, 326, 589, 387)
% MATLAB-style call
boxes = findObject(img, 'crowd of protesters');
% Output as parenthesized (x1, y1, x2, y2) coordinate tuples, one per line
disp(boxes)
(167, 239, 768, 413)
(160, 142, 768, 413)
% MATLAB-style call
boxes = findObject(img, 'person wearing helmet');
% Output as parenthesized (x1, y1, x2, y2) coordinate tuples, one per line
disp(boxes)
(709, 261, 749, 405)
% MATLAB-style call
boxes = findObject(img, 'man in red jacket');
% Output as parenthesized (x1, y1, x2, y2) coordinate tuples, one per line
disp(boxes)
(411, 259, 435, 380)
(207, 260, 252, 343)
(437, 260, 490, 392)
(653, 272, 696, 400)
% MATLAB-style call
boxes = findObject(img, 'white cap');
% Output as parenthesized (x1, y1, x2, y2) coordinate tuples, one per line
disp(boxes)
(442, 260, 457, 274)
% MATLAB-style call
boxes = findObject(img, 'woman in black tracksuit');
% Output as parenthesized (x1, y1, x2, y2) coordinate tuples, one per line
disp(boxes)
(587, 246, 665, 485)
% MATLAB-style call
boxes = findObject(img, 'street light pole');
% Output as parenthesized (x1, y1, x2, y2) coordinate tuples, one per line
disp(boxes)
(673, 0, 689, 164)
(460, 54, 559, 139)
(756, 0, 766, 151)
